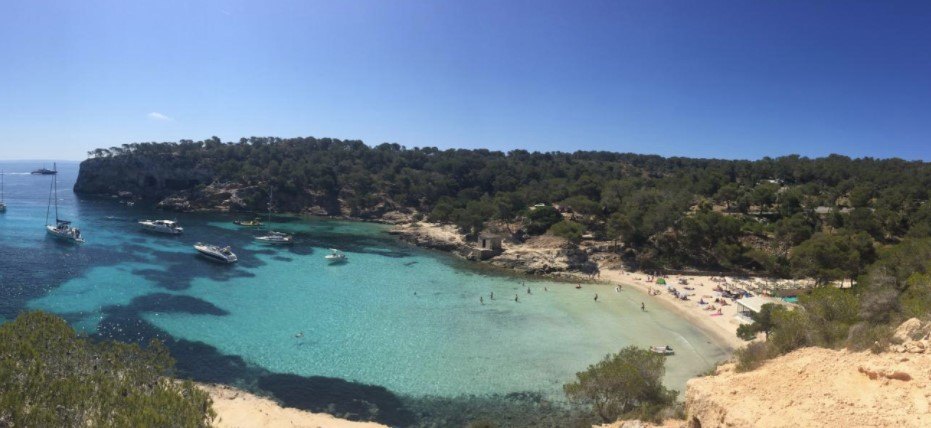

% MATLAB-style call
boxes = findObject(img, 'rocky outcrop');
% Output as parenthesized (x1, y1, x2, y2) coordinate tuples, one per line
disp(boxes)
(75, 155, 409, 220)
(684, 346, 931, 427)
(488, 235, 596, 275)
(75, 155, 211, 200)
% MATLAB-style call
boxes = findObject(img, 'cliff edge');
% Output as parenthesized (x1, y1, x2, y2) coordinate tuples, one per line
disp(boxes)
(684, 346, 931, 427)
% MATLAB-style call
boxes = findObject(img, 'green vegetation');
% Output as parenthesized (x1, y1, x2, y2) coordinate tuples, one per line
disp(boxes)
(82, 138, 931, 276)
(563, 346, 677, 424)
(0, 312, 214, 427)
(735, 238, 931, 371)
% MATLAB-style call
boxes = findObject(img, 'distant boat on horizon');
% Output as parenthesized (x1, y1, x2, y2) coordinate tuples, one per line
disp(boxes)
(31, 167, 57, 175)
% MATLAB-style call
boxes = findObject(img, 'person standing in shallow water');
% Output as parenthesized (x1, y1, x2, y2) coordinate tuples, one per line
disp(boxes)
(594, 293, 598, 302)
(490, 291, 494, 300)
(514, 294, 519, 302)
(641, 302, 646, 311)
(480, 296, 484, 305)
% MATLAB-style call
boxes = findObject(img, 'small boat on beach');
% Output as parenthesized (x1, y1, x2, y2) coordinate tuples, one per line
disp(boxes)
(650, 345, 674, 355)
(194, 243, 238, 263)
(325, 248, 347, 263)
(139, 219, 183, 235)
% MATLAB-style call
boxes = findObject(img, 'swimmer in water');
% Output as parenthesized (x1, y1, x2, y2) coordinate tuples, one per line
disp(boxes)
(295, 331, 304, 338)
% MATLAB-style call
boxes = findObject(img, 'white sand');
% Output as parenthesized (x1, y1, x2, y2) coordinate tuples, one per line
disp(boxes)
(589, 266, 749, 351)
(199, 383, 387, 428)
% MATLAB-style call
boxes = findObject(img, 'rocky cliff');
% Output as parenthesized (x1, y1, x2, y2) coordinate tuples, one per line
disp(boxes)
(74, 155, 212, 201)
(74, 156, 404, 219)
(683, 321, 931, 428)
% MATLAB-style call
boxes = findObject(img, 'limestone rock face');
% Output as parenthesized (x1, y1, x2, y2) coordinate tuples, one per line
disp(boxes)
(684, 346, 931, 427)
(75, 155, 211, 200)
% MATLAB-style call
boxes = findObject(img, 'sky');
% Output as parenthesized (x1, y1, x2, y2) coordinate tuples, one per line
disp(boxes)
(1, 1, 930, 161)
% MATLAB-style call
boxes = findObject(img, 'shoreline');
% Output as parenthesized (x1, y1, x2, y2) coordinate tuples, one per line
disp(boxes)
(586, 267, 745, 351)
(199, 383, 387, 428)
(390, 220, 747, 352)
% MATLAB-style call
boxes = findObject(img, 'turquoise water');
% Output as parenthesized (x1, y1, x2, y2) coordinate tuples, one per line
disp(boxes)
(0, 161, 728, 426)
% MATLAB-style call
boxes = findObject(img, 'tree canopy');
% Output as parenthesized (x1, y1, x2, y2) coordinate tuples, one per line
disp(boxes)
(0, 312, 214, 427)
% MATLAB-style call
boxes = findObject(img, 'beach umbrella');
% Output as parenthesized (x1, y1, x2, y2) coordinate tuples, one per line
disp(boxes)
(656, 278, 666, 285)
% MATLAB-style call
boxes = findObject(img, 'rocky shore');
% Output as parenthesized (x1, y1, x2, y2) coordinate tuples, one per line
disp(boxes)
(389, 221, 598, 276)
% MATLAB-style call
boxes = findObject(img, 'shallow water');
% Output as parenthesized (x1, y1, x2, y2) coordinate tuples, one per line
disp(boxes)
(0, 160, 728, 425)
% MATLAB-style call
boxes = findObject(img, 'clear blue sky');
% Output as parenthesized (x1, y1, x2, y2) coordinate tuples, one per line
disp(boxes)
(1, 1, 929, 160)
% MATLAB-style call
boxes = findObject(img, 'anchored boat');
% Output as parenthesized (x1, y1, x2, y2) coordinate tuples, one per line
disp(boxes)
(139, 219, 183, 235)
(45, 163, 84, 244)
(194, 243, 238, 263)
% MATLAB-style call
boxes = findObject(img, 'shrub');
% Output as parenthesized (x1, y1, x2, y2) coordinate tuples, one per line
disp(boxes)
(563, 346, 677, 424)
(734, 341, 773, 372)
(526, 205, 562, 235)
(548, 220, 586, 243)
(0, 311, 214, 427)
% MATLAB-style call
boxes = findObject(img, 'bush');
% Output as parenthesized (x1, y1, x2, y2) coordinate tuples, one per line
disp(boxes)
(734, 341, 773, 372)
(526, 205, 562, 235)
(563, 346, 677, 424)
(0, 312, 215, 427)
(548, 220, 586, 243)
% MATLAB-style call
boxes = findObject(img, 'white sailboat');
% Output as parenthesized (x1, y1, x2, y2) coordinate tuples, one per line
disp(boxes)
(255, 187, 293, 245)
(0, 170, 6, 213)
(45, 163, 84, 243)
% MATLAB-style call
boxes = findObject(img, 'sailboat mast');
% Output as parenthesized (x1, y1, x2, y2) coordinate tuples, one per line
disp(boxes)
(53, 163, 59, 222)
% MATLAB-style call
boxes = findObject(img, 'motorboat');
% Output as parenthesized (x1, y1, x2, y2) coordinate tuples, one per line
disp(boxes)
(45, 163, 84, 244)
(233, 217, 263, 227)
(325, 248, 347, 263)
(139, 219, 183, 235)
(650, 345, 674, 355)
(31, 167, 57, 175)
(255, 230, 293, 245)
(194, 243, 238, 263)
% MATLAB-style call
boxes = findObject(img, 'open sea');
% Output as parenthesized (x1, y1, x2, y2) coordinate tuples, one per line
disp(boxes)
(0, 160, 728, 426)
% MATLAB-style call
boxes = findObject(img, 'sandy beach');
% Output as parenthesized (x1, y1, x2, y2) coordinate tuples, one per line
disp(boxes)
(587, 266, 750, 351)
(199, 383, 387, 428)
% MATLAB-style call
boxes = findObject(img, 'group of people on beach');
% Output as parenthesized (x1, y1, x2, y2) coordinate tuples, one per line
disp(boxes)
(477, 280, 646, 311)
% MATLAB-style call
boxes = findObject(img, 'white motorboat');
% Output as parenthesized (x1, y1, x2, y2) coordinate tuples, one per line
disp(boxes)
(45, 163, 84, 244)
(139, 219, 183, 235)
(194, 243, 238, 263)
(325, 248, 347, 263)
(255, 230, 293, 245)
